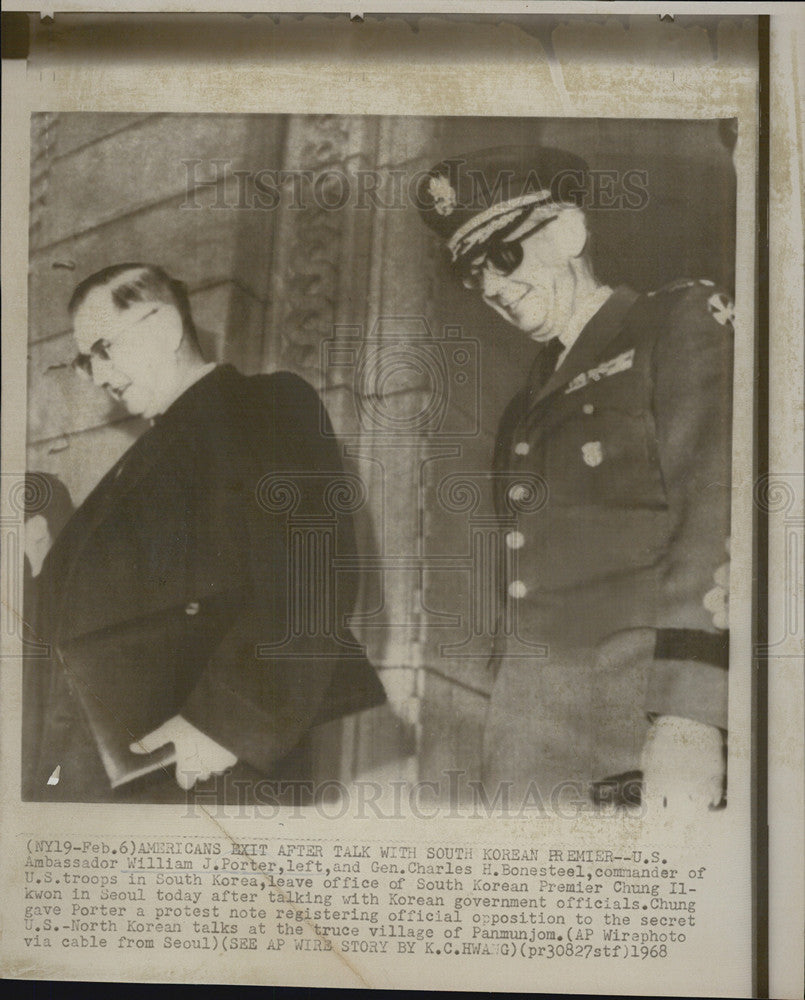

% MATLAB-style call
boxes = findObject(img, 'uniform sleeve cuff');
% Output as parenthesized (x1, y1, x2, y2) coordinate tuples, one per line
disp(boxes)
(645, 658, 729, 730)
(655, 628, 729, 669)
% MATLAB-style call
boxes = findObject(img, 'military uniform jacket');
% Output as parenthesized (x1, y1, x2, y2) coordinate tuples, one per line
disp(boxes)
(25, 365, 384, 800)
(491, 282, 733, 735)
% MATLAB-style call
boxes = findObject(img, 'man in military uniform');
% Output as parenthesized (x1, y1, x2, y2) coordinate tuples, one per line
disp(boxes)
(418, 145, 733, 812)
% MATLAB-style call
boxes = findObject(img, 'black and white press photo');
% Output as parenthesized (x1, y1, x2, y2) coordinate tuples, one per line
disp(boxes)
(22, 112, 738, 812)
(4, 10, 792, 997)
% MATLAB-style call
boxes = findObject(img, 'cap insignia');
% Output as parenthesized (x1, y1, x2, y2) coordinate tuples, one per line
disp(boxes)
(428, 174, 457, 217)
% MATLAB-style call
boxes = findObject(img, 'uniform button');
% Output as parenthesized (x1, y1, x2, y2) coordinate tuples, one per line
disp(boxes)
(508, 483, 529, 503)
(581, 441, 604, 467)
(184, 601, 200, 616)
(582, 403, 594, 415)
(513, 441, 530, 456)
(505, 530, 525, 550)
(508, 580, 527, 599)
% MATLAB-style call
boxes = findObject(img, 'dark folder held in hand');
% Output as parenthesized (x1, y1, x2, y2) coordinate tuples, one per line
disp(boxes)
(55, 611, 191, 788)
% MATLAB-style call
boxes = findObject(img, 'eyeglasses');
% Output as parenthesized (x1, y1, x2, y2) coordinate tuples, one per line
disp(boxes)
(459, 214, 559, 290)
(71, 339, 111, 377)
(71, 305, 161, 377)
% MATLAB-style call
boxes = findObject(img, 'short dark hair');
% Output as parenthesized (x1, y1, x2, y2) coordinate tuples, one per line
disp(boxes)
(68, 263, 200, 350)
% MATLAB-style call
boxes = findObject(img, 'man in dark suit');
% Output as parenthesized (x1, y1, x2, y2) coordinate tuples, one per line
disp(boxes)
(418, 146, 733, 813)
(24, 263, 384, 803)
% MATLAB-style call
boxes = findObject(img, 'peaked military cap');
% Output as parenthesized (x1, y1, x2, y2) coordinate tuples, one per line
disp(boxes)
(418, 144, 589, 262)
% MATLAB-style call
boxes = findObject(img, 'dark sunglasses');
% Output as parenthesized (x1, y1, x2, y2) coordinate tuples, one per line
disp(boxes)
(459, 214, 559, 290)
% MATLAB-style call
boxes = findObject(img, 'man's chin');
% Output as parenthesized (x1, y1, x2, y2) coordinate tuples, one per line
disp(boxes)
(525, 322, 558, 343)
(118, 393, 151, 419)
(510, 310, 551, 340)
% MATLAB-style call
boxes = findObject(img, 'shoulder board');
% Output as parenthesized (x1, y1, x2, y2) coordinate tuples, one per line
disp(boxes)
(646, 277, 718, 298)
(646, 278, 734, 329)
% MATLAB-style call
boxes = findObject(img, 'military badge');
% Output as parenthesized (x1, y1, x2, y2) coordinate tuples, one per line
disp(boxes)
(565, 349, 635, 394)
(427, 174, 457, 217)
(707, 292, 735, 327)
(648, 277, 714, 297)
(581, 441, 603, 467)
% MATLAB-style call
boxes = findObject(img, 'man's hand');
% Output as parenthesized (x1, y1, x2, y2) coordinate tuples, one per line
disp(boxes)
(380, 667, 420, 727)
(640, 715, 725, 815)
(703, 537, 730, 630)
(130, 715, 237, 790)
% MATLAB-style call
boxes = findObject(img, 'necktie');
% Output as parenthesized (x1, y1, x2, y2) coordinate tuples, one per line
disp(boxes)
(499, 336, 564, 471)
(533, 336, 564, 391)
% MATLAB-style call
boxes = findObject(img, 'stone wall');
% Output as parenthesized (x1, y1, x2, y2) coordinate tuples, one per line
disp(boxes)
(28, 113, 282, 505)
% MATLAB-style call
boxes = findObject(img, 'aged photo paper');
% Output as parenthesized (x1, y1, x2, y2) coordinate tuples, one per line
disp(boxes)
(0, 6, 801, 996)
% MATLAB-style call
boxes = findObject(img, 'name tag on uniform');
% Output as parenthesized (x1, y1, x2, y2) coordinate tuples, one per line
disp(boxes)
(564, 348, 635, 394)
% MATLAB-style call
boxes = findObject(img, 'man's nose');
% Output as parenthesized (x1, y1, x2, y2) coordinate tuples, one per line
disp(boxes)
(479, 267, 509, 299)
(89, 356, 115, 387)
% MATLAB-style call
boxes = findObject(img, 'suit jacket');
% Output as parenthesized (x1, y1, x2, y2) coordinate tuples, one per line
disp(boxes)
(24, 365, 384, 801)
(490, 281, 733, 738)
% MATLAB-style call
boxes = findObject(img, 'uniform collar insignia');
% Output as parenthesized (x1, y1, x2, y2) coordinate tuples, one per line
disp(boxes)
(564, 348, 635, 394)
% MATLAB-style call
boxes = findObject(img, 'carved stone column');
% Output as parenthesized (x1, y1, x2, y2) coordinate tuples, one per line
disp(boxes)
(264, 115, 440, 782)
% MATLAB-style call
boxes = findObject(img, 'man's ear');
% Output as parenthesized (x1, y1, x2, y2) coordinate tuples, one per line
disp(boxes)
(161, 305, 185, 355)
(554, 208, 588, 260)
